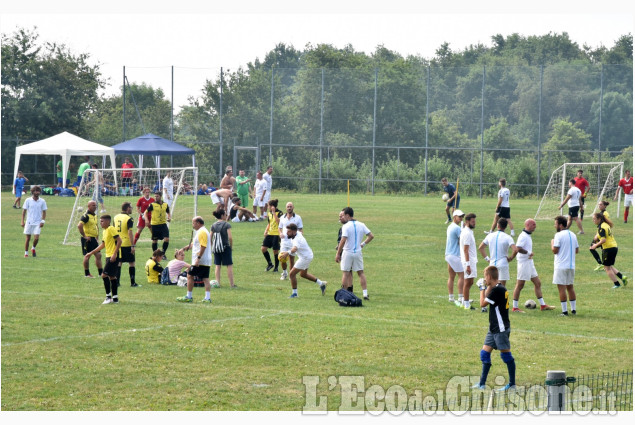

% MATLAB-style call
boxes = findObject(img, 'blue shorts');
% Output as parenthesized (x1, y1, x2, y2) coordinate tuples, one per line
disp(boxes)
(447, 195, 460, 208)
(15, 188, 24, 197)
(58, 177, 70, 185)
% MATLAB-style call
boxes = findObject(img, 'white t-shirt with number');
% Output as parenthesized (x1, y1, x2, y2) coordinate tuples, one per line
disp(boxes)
(498, 187, 510, 207)
(23, 197, 48, 225)
(341, 220, 371, 253)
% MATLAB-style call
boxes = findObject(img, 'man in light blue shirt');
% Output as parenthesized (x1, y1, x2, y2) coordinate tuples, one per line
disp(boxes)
(445, 210, 465, 304)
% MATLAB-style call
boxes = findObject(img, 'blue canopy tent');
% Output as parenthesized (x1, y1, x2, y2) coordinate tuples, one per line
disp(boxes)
(111, 133, 196, 169)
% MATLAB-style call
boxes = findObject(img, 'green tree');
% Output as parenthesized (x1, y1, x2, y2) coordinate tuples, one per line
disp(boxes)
(543, 118, 594, 164)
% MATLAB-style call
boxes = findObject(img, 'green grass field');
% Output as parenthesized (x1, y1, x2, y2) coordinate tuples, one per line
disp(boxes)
(1, 191, 632, 411)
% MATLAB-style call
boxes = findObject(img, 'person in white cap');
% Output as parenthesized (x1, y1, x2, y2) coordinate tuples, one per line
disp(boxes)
(445, 209, 465, 305)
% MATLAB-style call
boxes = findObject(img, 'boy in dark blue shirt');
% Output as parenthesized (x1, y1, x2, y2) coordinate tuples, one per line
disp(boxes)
(13, 171, 29, 208)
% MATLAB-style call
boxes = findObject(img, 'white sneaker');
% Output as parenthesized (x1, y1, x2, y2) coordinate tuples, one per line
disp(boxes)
(444, 220, 450, 224)
(484, 230, 490, 234)
(102, 297, 113, 305)
(100, 209, 107, 213)
(280, 271, 288, 280)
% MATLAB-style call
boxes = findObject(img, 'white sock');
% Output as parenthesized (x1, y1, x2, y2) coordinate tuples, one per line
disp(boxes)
(187, 291, 193, 298)
(538, 298, 545, 306)
(449, 295, 455, 301)
(205, 291, 211, 300)
(25, 251, 28, 255)
(363, 289, 368, 297)
(570, 300, 576, 311)
(561, 301, 567, 312)
(464, 300, 470, 308)
(316, 279, 323, 285)
(513, 300, 519, 309)
(458, 295, 464, 302)
(511, 230, 515, 236)
(292, 289, 298, 295)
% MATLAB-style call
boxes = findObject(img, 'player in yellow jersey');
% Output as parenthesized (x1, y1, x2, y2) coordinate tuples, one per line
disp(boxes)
(114, 202, 139, 287)
(78, 200, 102, 278)
(85, 215, 123, 304)
(261, 199, 283, 272)
(144, 191, 171, 258)
(590, 201, 614, 271)
(145, 249, 164, 284)
(590, 212, 628, 289)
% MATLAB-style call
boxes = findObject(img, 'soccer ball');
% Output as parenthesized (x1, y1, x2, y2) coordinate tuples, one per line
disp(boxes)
(77, 206, 84, 212)
(211, 280, 220, 288)
(442, 193, 449, 201)
(524, 299, 537, 309)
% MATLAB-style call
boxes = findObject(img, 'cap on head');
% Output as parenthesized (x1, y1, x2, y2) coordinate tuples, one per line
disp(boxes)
(453, 209, 465, 217)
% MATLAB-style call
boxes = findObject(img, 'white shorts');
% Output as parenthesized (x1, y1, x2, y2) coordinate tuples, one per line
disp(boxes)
(625, 194, 633, 207)
(464, 261, 477, 279)
(445, 255, 464, 273)
(263, 192, 271, 204)
(253, 194, 266, 208)
(496, 265, 510, 281)
(517, 261, 538, 281)
(211, 193, 222, 205)
(23, 223, 42, 235)
(553, 268, 575, 285)
(231, 216, 242, 223)
(341, 251, 364, 272)
(280, 239, 294, 254)
(293, 256, 313, 271)
(165, 197, 173, 209)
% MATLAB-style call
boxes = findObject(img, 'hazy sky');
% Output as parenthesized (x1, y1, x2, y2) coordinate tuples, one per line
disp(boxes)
(1, 1, 633, 110)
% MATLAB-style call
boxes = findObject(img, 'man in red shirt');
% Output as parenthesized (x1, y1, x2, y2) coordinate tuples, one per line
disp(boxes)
(134, 187, 155, 244)
(614, 170, 633, 223)
(574, 169, 590, 220)
(121, 157, 135, 195)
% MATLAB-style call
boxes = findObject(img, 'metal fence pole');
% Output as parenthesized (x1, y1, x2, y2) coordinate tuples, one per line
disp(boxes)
(219, 67, 224, 181)
(319, 68, 324, 194)
(537, 65, 543, 198)
(371, 68, 378, 195)
(598, 63, 604, 163)
(546, 370, 567, 412)
(479, 65, 485, 198)
(269, 67, 274, 165)
(424, 65, 430, 196)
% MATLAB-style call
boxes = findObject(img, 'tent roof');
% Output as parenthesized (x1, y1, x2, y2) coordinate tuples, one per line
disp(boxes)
(15, 131, 115, 156)
(111, 133, 195, 156)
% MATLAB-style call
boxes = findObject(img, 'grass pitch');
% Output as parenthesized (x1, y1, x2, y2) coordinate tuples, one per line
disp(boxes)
(1, 191, 632, 410)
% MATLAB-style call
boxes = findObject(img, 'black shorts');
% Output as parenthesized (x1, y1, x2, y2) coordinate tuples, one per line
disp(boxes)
(103, 258, 120, 277)
(122, 177, 131, 185)
(151, 223, 169, 240)
(188, 265, 210, 279)
(81, 237, 99, 255)
(568, 206, 580, 218)
(497, 207, 511, 219)
(119, 246, 135, 263)
(447, 195, 460, 208)
(214, 247, 233, 266)
(262, 234, 280, 250)
(602, 247, 618, 267)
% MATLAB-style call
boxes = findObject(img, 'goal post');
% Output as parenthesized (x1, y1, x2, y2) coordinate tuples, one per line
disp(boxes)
(63, 167, 198, 247)
(535, 162, 623, 221)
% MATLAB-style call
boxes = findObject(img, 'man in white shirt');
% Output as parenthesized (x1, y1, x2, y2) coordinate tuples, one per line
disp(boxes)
(263, 166, 273, 206)
(460, 212, 477, 310)
(177, 216, 213, 303)
(551, 215, 579, 316)
(278, 202, 303, 280)
(444, 209, 464, 305)
(336, 207, 374, 300)
(478, 218, 516, 286)
(162, 172, 174, 209)
(487, 178, 515, 236)
(508, 219, 555, 313)
(281, 223, 327, 298)
(559, 178, 584, 234)
(252, 171, 268, 219)
(21, 185, 47, 258)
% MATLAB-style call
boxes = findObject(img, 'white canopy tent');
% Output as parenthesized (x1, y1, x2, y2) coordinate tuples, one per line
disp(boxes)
(13, 132, 117, 188)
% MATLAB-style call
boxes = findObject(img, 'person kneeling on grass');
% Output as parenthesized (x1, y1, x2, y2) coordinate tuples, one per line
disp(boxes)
(473, 265, 516, 391)
(166, 249, 190, 284)
(145, 249, 165, 284)
(281, 223, 327, 298)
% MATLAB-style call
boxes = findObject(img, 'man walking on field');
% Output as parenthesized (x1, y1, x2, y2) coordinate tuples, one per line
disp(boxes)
(22, 186, 47, 258)
(282, 223, 327, 298)
(508, 219, 555, 313)
(614, 169, 633, 223)
(559, 178, 584, 234)
(336, 207, 374, 300)
(444, 209, 464, 305)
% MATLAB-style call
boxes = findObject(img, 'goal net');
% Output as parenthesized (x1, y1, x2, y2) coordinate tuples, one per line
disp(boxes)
(63, 167, 198, 247)
(535, 162, 623, 220)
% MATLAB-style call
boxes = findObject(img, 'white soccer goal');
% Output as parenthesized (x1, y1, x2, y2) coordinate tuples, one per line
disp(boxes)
(535, 162, 623, 220)
(63, 167, 198, 246)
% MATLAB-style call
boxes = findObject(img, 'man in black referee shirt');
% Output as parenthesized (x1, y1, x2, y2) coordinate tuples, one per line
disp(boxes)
(474, 265, 516, 391)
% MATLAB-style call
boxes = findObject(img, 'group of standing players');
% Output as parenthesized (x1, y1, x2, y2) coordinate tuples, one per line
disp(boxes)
(442, 171, 632, 391)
